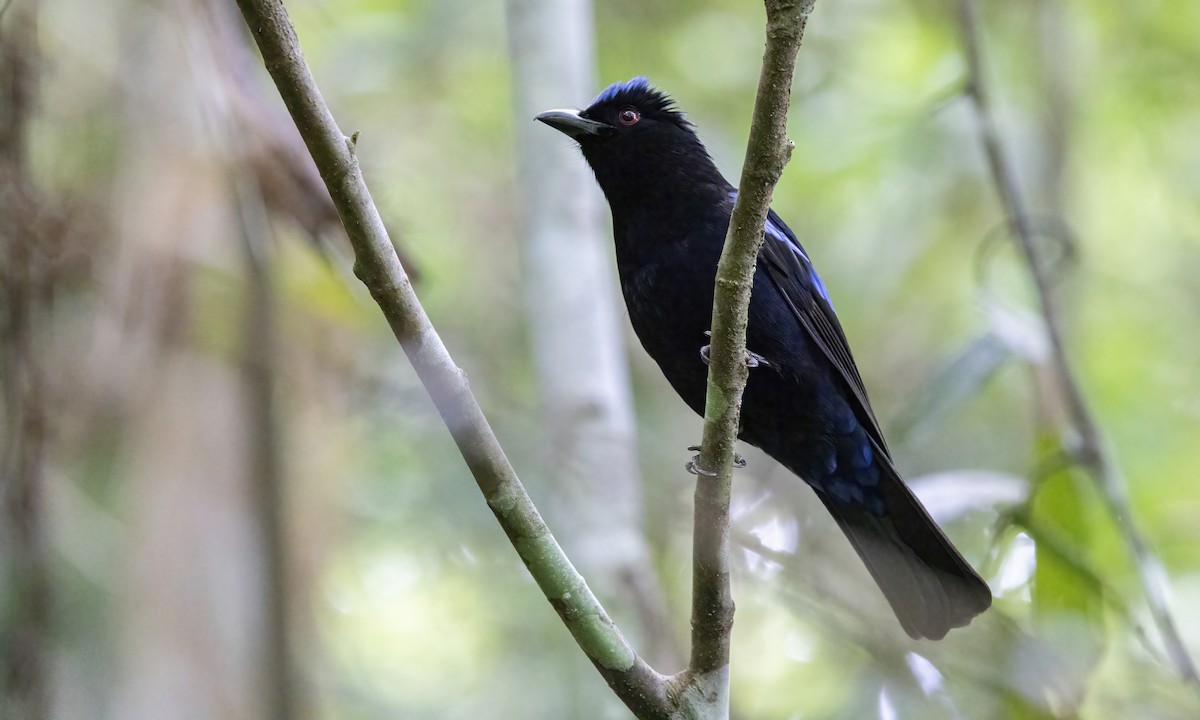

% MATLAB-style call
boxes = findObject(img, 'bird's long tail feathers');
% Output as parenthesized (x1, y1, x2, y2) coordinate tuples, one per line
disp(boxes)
(817, 461, 992, 640)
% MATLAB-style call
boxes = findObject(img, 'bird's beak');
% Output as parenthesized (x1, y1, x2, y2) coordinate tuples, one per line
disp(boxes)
(535, 109, 614, 138)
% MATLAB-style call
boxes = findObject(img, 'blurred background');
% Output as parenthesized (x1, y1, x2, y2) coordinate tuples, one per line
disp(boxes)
(2, 0, 1199, 718)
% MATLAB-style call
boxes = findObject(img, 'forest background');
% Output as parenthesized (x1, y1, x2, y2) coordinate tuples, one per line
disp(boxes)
(2, 0, 1199, 718)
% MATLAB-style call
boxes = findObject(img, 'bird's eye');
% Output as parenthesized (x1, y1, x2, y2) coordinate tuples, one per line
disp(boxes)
(618, 107, 640, 126)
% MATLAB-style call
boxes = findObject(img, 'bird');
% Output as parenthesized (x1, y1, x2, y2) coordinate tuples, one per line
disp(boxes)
(535, 77, 991, 640)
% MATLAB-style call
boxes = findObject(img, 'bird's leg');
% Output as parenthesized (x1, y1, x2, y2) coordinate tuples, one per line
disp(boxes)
(685, 444, 747, 476)
(699, 331, 712, 366)
(699, 330, 769, 368)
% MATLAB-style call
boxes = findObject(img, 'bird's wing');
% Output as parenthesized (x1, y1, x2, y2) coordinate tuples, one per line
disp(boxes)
(758, 208, 891, 456)
(755, 207, 992, 636)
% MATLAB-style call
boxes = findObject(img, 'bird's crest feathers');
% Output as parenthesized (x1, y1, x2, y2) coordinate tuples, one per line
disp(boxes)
(591, 76, 654, 104)
(589, 77, 692, 128)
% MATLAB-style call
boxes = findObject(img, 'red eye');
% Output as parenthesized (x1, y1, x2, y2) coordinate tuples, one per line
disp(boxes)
(618, 107, 640, 126)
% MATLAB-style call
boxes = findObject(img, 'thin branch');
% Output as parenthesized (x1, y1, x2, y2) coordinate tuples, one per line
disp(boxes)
(231, 2, 673, 717)
(955, 0, 1200, 689)
(685, 0, 814, 701)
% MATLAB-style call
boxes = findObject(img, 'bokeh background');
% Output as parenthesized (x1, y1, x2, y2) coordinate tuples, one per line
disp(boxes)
(2, 0, 1199, 718)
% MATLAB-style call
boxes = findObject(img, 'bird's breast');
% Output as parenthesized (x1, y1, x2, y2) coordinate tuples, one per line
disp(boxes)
(617, 246, 719, 416)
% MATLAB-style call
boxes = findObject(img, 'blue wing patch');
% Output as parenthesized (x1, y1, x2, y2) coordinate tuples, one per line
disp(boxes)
(763, 214, 833, 307)
(728, 189, 834, 308)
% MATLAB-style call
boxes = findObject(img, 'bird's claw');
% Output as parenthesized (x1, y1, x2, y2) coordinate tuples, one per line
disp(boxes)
(699, 332, 768, 368)
(744, 349, 768, 368)
(685, 445, 747, 476)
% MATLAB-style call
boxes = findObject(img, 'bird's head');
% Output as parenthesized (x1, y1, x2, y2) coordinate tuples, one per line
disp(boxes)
(536, 77, 724, 207)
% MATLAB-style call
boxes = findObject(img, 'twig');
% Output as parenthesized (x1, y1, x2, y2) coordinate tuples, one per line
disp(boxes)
(231, 2, 674, 717)
(685, 0, 814, 705)
(955, 0, 1200, 689)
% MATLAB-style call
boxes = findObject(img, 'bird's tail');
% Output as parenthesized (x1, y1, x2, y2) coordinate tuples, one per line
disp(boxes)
(817, 458, 992, 640)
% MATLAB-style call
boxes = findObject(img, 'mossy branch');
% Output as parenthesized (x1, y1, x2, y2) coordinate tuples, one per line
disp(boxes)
(685, 0, 815, 701)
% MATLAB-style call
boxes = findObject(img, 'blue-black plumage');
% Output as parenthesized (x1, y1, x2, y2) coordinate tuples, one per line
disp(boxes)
(536, 78, 991, 639)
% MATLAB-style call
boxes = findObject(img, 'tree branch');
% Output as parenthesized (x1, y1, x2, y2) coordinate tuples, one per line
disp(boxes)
(685, 0, 814, 701)
(232, 2, 673, 717)
(955, 0, 1200, 690)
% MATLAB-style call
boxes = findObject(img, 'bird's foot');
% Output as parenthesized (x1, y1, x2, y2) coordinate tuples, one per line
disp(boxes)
(685, 444, 747, 476)
(744, 349, 768, 368)
(699, 332, 769, 368)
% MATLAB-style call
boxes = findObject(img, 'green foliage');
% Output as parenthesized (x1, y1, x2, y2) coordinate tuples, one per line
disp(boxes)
(1026, 436, 1107, 715)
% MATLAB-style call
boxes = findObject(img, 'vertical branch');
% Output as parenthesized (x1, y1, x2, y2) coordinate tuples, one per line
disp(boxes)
(687, 0, 814, 699)
(955, 0, 1200, 689)
(0, 1, 50, 718)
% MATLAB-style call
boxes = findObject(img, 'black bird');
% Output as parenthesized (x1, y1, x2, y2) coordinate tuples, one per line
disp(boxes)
(536, 78, 991, 639)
